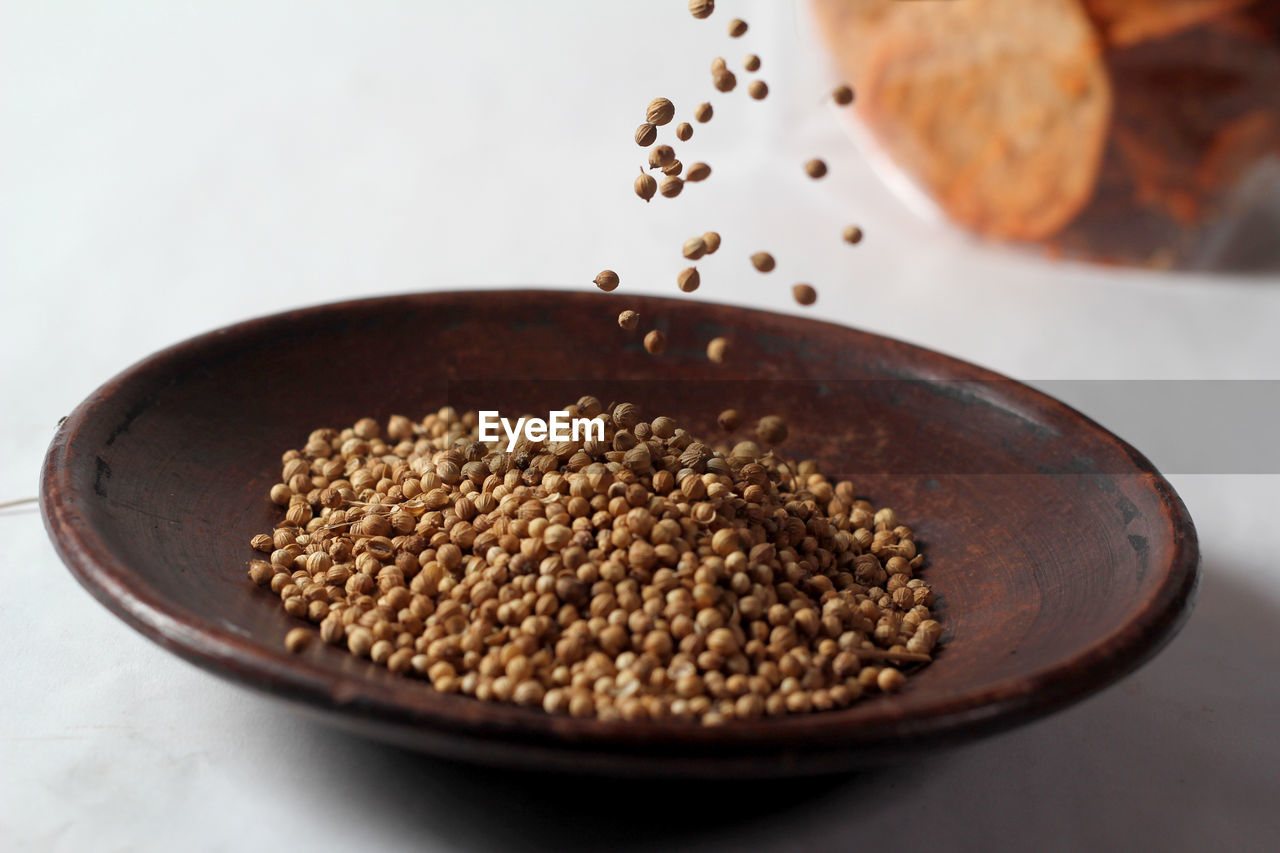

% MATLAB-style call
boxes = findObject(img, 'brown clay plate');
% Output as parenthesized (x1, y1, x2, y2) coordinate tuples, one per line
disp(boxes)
(40, 290, 1199, 777)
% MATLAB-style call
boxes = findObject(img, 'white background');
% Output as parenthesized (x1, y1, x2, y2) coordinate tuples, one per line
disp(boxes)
(3, 2, 1278, 851)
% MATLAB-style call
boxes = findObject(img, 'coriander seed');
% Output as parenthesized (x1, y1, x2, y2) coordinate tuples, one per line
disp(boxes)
(594, 270, 620, 292)
(284, 627, 311, 653)
(706, 336, 730, 363)
(677, 267, 701, 293)
(744, 54, 761, 72)
(833, 83, 855, 105)
(717, 408, 742, 431)
(805, 158, 828, 179)
(662, 159, 683, 177)
(648, 144, 675, 170)
(714, 71, 737, 93)
(694, 102, 713, 123)
(728, 18, 748, 37)
(644, 330, 666, 354)
(635, 172, 657, 202)
(618, 310, 639, 330)
(702, 231, 721, 253)
(756, 415, 789, 445)
(748, 80, 768, 100)
(676, 122, 693, 142)
(646, 97, 675, 126)
(660, 176, 684, 198)
(689, 0, 714, 19)
(792, 283, 817, 306)
(843, 225, 864, 244)
(685, 162, 711, 182)
(750, 252, 775, 272)
(683, 236, 707, 260)
(635, 123, 657, 147)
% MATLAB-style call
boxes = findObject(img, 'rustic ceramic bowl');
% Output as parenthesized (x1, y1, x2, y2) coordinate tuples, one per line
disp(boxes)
(41, 290, 1198, 777)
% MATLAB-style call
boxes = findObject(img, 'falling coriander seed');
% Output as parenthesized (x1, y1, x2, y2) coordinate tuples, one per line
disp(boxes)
(644, 329, 667, 354)
(750, 252, 775, 272)
(677, 267, 701, 292)
(676, 122, 693, 142)
(648, 144, 676, 170)
(833, 83, 855, 105)
(635, 123, 657, 147)
(718, 408, 742, 431)
(702, 231, 721, 254)
(646, 97, 675, 126)
(683, 236, 707, 260)
(744, 54, 761, 72)
(618, 310, 639, 330)
(714, 71, 737, 93)
(706, 336, 730, 363)
(662, 159, 683, 177)
(694, 102, 713, 123)
(686, 162, 711, 182)
(634, 172, 657, 202)
(756, 415, 789, 445)
(805, 158, 828, 179)
(660, 176, 684, 198)
(748, 80, 768, 100)
(728, 18, 748, 37)
(689, 0, 714, 19)
(594, 270, 620, 292)
(843, 225, 864, 244)
(792, 283, 817, 305)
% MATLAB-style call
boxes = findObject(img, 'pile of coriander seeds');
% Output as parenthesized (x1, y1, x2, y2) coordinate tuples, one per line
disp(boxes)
(599, 0, 868, 361)
(251, 401, 940, 724)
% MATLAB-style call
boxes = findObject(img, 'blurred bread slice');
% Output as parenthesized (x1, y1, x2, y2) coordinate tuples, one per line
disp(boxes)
(813, 0, 1111, 241)
(1085, 0, 1254, 47)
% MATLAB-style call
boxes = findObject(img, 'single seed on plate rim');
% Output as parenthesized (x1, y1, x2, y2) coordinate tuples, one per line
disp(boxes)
(285, 627, 311, 653)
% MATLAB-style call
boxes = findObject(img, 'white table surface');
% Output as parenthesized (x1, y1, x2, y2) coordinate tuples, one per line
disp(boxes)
(4, 3, 1279, 851)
